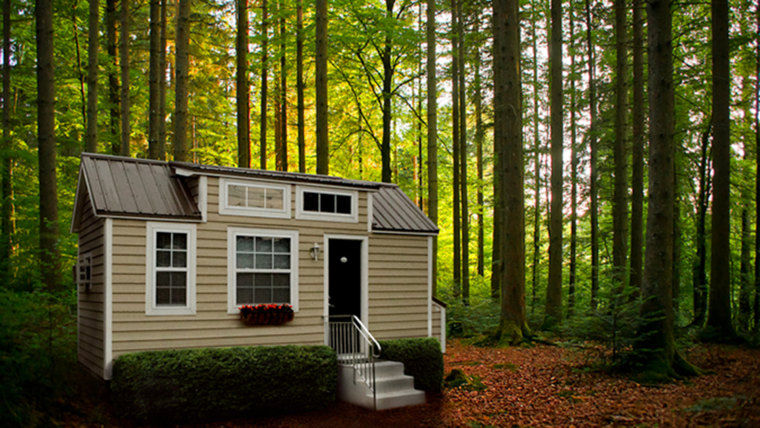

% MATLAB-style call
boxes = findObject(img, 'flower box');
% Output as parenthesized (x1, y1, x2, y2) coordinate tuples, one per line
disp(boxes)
(239, 304, 294, 326)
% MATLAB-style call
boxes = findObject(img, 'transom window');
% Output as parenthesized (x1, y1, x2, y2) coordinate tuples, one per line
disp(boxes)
(303, 191, 352, 215)
(219, 179, 291, 219)
(146, 222, 196, 316)
(296, 186, 358, 223)
(228, 228, 299, 313)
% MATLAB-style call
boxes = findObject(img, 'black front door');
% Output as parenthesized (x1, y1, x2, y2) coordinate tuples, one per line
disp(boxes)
(328, 239, 362, 318)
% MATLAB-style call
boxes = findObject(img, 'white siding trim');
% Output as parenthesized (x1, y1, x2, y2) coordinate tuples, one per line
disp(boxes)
(145, 222, 197, 316)
(323, 234, 369, 329)
(199, 175, 208, 222)
(104, 218, 113, 379)
(371, 230, 438, 237)
(427, 236, 433, 338)
(226, 227, 300, 314)
(367, 192, 374, 233)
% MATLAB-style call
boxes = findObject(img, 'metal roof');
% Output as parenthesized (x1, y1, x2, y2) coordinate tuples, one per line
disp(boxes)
(372, 185, 438, 234)
(74, 153, 437, 235)
(79, 154, 201, 220)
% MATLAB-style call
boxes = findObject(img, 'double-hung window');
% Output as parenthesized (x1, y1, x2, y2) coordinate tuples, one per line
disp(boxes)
(219, 178, 291, 219)
(227, 228, 299, 313)
(146, 222, 196, 315)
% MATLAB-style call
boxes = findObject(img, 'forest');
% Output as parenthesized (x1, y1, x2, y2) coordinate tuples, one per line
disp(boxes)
(1, 0, 759, 424)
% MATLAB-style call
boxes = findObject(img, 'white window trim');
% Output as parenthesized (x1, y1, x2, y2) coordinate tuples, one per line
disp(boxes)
(77, 251, 93, 292)
(295, 186, 359, 223)
(219, 178, 291, 219)
(145, 222, 197, 316)
(227, 227, 300, 314)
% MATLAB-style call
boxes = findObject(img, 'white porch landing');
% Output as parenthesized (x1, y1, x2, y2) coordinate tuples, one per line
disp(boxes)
(337, 359, 426, 410)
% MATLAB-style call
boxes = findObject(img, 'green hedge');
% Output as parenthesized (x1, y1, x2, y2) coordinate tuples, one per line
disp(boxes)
(111, 345, 337, 423)
(378, 338, 443, 393)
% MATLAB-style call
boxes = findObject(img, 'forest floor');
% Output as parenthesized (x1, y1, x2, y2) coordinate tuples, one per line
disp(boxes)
(60, 339, 760, 427)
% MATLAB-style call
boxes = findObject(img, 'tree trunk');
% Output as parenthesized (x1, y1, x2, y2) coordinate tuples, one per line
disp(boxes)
(530, 6, 540, 312)
(380, 0, 394, 184)
(85, 0, 99, 153)
(636, 0, 695, 378)
(754, 3, 760, 332)
(426, 0, 438, 296)
(105, 0, 119, 155)
(315, 0, 328, 175)
(236, 0, 250, 168)
(691, 121, 711, 327)
(630, 0, 645, 297)
(149, 0, 161, 159)
(157, 0, 168, 158)
(493, 0, 529, 344)
(473, 18, 485, 278)
(612, 0, 628, 298)
(296, 0, 305, 173)
(2, 0, 12, 275)
(544, 0, 563, 329)
(584, 0, 599, 311)
(174, 0, 190, 162)
(451, 0, 461, 298)
(277, 7, 287, 171)
(705, 0, 735, 340)
(120, 0, 130, 156)
(37, 0, 61, 291)
(259, 0, 269, 170)
(568, 2, 577, 317)
(673, 151, 681, 317)
(457, 0, 469, 305)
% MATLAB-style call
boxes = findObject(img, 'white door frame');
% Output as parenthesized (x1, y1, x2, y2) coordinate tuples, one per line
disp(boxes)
(323, 234, 369, 345)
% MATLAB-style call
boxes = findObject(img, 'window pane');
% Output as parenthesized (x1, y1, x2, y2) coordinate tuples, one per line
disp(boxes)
(247, 187, 266, 208)
(254, 287, 272, 303)
(304, 192, 319, 211)
(255, 254, 273, 269)
(255, 237, 273, 252)
(336, 195, 352, 214)
(272, 273, 290, 286)
(274, 255, 290, 269)
(254, 273, 272, 286)
(156, 287, 170, 304)
(156, 271, 171, 286)
(237, 253, 254, 269)
(156, 250, 171, 267)
(173, 251, 187, 268)
(236, 287, 253, 305)
(171, 272, 187, 287)
(237, 272, 254, 286)
(273, 238, 290, 253)
(171, 288, 186, 305)
(320, 193, 336, 213)
(237, 236, 254, 252)
(157, 232, 172, 249)
(173, 233, 187, 250)
(267, 188, 284, 209)
(272, 287, 290, 303)
(228, 184, 246, 207)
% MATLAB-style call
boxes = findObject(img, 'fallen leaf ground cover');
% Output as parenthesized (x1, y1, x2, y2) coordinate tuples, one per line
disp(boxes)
(62, 339, 760, 427)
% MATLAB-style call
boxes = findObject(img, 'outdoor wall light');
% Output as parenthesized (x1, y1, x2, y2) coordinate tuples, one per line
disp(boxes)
(310, 243, 321, 261)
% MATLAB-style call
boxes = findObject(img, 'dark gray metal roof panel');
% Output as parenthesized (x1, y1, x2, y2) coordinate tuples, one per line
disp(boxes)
(372, 185, 438, 234)
(81, 153, 201, 220)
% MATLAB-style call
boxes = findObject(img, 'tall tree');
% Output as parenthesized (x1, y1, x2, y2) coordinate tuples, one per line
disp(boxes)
(260, 0, 269, 169)
(149, 0, 162, 159)
(754, 2, 760, 332)
(630, 0, 645, 294)
(691, 121, 711, 327)
(158, 0, 168, 157)
(473, 17, 485, 277)
(584, 0, 599, 310)
(544, 0, 563, 329)
(37, 0, 61, 290)
(529, 4, 541, 311)
(705, 0, 735, 339)
(85, 0, 99, 153)
(2, 0, 11, 274)
(493, 0, 529, 344)
(612, 0, 628, 297)
(635, 0, 695, 377)
(568, 2, 577, 316)
(174, 0, 191, 162)
(237, 0, 250, 168)
(426, 0, 438, 295)
(457, 0, 469, 304)
(451, 0, 461, 299)
(105, 0, 119, 155)
(315, 0, 329, 174)
(276, 5, 287, 171)
(296, 0, 305, 172)
(120, 0, 130, 156)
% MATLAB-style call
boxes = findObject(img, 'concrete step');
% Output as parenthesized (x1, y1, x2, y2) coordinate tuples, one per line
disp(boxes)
(375, 374, 415, 392)
(373, 360, 405, 378)
(373, 389, 426, 411)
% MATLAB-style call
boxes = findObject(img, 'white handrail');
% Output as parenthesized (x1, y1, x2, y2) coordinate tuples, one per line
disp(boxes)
(328, 315, 381, 409)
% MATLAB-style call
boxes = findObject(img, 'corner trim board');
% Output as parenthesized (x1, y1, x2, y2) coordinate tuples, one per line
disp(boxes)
(104, 218, 113, 379)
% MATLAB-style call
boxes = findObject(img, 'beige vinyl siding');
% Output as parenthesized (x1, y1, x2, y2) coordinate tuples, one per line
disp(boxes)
(367, 235, 429, 340)
(77, 193, 105, 377)
(110, 177, 370, 358)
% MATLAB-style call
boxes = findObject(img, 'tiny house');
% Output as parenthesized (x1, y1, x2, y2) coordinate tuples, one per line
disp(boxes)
(71, 153, 446, 383)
